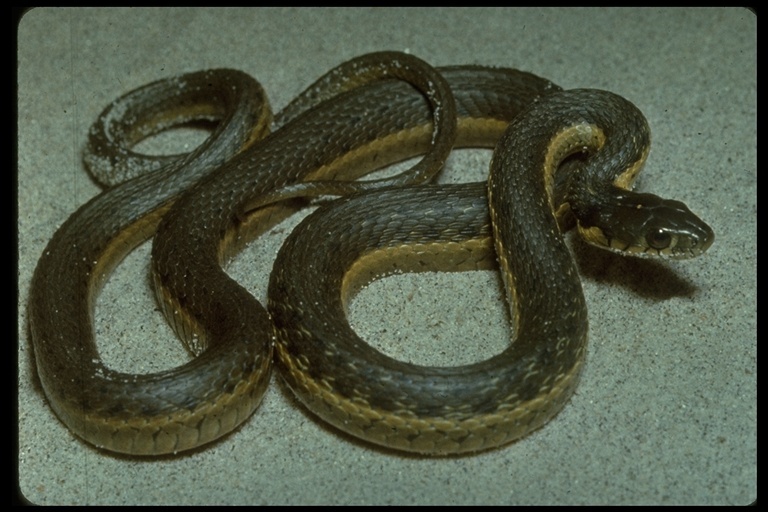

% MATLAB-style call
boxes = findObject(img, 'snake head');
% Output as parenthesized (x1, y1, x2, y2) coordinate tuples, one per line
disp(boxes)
(576, 190, 715, 259)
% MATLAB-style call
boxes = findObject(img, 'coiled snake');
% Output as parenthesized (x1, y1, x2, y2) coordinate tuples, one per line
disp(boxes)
(29, 52, 714, 455)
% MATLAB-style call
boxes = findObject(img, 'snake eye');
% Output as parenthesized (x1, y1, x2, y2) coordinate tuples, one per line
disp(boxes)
(646, 227, 673, 250)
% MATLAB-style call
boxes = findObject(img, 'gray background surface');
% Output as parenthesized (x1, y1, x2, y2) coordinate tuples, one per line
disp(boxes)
(18, 8, 755, 505)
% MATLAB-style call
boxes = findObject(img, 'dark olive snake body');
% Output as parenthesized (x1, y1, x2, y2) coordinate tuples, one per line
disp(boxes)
(29, 52, 713, 455)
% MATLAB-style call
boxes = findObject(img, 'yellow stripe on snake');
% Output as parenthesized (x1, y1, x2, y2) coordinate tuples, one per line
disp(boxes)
(29, 52, 714, 455)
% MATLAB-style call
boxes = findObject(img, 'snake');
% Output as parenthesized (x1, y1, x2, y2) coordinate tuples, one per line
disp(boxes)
(28, 52, 714, 456)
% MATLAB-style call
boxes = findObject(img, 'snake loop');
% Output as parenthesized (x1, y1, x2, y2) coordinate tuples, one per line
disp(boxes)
(267, 89, 714, 453)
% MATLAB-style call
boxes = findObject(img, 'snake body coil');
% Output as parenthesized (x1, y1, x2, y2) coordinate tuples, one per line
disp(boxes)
(29, 53, 714, 455)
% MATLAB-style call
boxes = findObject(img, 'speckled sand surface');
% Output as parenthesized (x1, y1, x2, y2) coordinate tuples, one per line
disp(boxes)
(17, 8, 755, 505)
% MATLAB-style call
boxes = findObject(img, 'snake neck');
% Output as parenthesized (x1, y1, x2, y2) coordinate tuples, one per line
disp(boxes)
(487, 89, 652, 340)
